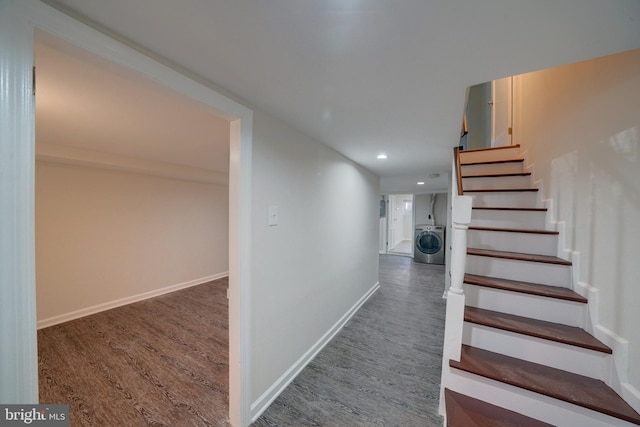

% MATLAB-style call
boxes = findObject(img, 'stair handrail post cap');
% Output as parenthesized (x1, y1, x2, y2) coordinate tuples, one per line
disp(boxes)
(453, 195, 472, 224)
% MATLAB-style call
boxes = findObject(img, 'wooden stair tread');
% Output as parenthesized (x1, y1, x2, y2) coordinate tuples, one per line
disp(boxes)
(459, 144, 521, 154)
(462, 172, 532, 178)
(469, 226, 558, 235)
(450, 345, 640, 425)
(445, 388, 553, 427)
(465, 187, 539, 193)
(464, 306, 611, 354)
(464, 273, 587, 303)
(467, 248, 572, 265)
(461, 158, 525, 166)
(472, 207, 547, 212)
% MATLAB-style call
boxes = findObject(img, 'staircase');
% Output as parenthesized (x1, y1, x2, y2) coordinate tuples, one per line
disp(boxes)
(442, 145, 640, 426)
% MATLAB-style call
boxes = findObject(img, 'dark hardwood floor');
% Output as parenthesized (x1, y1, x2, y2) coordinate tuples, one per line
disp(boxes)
(253, 255, 446, 426)
(38, 278, 230, 426)
(39, 255, 446, 426)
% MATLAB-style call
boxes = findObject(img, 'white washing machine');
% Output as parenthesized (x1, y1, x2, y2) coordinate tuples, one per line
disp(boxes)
(414, 225, 445, 264)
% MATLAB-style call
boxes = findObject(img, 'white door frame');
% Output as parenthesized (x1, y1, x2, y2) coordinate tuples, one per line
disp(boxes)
(386, 194, 414, 255)
(0, 1, 253, 425)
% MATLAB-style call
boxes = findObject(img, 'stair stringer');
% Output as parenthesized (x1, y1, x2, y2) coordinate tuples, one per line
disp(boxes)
(570, 248, 640, 415)
(525, 153, 640, 415)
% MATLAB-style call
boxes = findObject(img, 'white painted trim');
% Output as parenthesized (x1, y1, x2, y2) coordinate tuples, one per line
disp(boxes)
(37, 273, 228, 330)
(25, 2, 252, 121)
(0, 0, 39, 404)
(622, 383, 640, 415)
(228, 117, 253, 426)
(569, 251, 634, 398)
(14, 1, 254, 423)
(249, 282, 381, 423)
(548, 201, 640, 413)
(36, 142, 228, 185)
(594, 319, 640, 413)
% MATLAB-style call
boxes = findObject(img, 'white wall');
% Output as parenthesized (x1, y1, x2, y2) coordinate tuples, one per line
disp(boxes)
(249, 110, 380, 414)
(466, 82, 492, 150)
(513, 48, 640, 391)
(415, 193, 448, 227)
(35, 160, 229, 325)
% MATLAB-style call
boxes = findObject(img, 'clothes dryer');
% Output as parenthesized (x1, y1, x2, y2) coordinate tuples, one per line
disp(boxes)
(414, 225, 445, 264)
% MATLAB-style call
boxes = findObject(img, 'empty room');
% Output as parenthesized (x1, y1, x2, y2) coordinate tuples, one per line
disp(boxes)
(34, 31, 233, 425)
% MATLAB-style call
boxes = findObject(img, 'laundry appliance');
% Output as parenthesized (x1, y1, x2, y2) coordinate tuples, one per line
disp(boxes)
(414, 225, 445, 264)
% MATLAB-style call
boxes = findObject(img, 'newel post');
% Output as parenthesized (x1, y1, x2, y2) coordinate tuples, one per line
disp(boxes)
(439, 195, 473, 415)
(450, 195, 472, 294)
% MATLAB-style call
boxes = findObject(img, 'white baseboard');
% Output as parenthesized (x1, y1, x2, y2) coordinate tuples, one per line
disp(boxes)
(250, 281, 381, 422)
(622, 383, 640, 415)
(37, 272, 228, 329)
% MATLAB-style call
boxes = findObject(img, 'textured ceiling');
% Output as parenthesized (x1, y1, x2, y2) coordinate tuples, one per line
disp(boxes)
(42, 0, 640, 192)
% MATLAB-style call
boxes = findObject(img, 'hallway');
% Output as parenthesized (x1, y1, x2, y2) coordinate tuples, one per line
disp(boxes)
(253, 255, 446, 426)
(388, 239, 413, 255)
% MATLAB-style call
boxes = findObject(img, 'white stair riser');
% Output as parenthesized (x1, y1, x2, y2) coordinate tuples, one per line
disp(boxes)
(462, 175, 531, 190)
(468, 230, 558, 256)
(470, 209, 547, 229)
(466, 255, 571, 287)
(459, 147, 522, 164)
(461, 161, 524, 175)
(463, 323, 610, 381)
(446, 369, 637, 427)
(468, 191, 538, 208)
(464, 284, 585, 326)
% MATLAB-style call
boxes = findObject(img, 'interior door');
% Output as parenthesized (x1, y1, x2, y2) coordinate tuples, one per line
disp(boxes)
(491, 76, 513, 147)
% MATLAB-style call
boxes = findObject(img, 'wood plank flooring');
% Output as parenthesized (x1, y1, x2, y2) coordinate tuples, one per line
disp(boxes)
(39, 256, 446, 426)
(253, 255, 446, 426)
(38, 278, 230, 427)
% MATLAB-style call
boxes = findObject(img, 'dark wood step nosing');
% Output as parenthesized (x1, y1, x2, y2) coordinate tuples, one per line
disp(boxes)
(472, 206, 547, 212)
(459, 144, 521, 154)
(464, 306, 612, 354)
(465, 188, 539, 193)
(444, 388, 553, 427)
(467, 248, 572, 266)
(462, 172, 532, 179)
(463, 273, 587, 303)
(461, 158, 525, 166)
(468, 226, 558, 235)
(450, 345, 640, 425)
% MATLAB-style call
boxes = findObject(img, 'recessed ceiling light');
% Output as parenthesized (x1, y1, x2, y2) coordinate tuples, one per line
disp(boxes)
(377, 153, 388, 159)
(417, 181, 425, 185)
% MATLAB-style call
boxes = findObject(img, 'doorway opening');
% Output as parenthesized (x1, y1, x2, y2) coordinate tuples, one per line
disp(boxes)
(386, 194, 414, 256)
(32, 27, 246, 425)
(461, 76, 513, 150)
